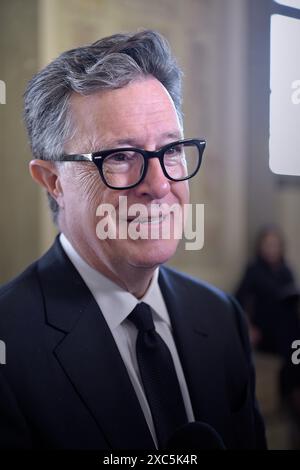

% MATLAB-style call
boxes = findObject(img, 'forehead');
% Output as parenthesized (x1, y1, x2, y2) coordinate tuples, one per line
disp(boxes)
(68, 77, 182, 151)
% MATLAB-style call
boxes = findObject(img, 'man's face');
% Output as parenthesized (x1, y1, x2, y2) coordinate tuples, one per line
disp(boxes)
(58, 77, 189, 276)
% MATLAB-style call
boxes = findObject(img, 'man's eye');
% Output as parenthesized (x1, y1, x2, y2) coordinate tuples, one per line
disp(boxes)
(103, 152, 141, 174)
(108, 152, 133, 163)
(164, 145, 183, 163)
(165, 145, 182, 156)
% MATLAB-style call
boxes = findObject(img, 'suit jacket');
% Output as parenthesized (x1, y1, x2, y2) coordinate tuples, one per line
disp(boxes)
(0, 237, 266, 449)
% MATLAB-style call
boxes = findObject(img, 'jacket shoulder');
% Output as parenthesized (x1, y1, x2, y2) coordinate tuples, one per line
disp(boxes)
(0, 260, 43, 331)
(160, 264, 230, 305)
(0, 238, 60, 311)
(159, 265, 249, 351)
(0, 260, 40, 305)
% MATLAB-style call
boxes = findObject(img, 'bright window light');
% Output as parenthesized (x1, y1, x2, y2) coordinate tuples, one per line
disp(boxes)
(274, 0, 300, 8)
(269, 14, 300, 175)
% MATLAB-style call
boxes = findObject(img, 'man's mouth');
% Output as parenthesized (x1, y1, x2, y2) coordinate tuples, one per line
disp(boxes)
(131, 214, 167, 224)
(124, 213, 168, 224)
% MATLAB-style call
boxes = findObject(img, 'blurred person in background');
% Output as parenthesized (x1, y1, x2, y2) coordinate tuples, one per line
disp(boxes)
(236, 225, 300, 446)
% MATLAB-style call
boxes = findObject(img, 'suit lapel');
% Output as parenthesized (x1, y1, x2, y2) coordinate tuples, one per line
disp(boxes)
(37, 237, 155, 449)
(158, 267, 229, 434)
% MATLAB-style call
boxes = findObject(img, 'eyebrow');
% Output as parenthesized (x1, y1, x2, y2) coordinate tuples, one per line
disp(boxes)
(98, 131, 183, 150)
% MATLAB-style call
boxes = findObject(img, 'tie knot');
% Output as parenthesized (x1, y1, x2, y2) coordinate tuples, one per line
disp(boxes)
(128, 302, 155, 332)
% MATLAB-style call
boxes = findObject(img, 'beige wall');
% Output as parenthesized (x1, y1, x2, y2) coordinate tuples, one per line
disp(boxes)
(1, 0, 299, 290)
(0, 0, 40, 284)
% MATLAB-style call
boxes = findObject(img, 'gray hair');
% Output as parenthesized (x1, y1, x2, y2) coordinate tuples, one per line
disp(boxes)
(24, 30, 183, 223)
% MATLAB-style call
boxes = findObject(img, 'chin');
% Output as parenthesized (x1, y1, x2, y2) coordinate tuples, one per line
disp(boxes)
(128, 239, 179, 269)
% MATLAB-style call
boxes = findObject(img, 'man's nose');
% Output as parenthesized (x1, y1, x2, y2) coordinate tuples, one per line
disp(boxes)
(134, 157, 170, 199)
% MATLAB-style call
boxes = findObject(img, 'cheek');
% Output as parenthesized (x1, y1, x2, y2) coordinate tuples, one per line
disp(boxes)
(58, 165, 102, 221)
(64, 165, 125, 219)
(172, 181, 189, 205)
(74, 165, 103, 205)
(61, 164, 107, 212)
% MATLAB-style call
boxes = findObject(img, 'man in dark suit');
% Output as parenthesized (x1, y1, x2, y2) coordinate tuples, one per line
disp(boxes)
(0, 30, 266, 449)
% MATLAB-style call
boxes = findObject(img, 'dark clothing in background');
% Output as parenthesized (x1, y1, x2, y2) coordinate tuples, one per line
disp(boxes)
(236, 257, 300, 398)
(236, 257, 300, 359)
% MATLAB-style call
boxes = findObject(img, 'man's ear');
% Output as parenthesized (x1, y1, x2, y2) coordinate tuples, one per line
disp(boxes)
(29, 159, 64, 207)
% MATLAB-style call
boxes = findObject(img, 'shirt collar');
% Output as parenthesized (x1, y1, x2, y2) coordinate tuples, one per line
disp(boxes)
(59, 233, 170, 331)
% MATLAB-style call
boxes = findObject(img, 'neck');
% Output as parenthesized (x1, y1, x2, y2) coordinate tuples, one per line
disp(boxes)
(90, 256, 155, 299)
(95, 259, 155, 298)
(61, 231, 156, 298)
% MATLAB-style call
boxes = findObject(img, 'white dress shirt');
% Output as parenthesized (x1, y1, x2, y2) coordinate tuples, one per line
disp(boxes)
(59, 233, 195, 447)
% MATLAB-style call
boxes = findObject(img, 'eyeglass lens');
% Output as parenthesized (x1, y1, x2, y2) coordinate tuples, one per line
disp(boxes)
(101, 142, 200, 188)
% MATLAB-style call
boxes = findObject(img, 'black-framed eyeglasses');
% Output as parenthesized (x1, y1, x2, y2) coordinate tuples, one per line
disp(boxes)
(60, 138, 206, 190)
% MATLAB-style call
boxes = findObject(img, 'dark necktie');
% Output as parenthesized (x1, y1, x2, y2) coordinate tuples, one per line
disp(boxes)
(128, 302, 188, 448)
